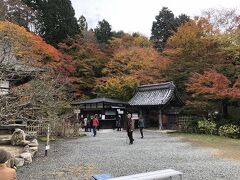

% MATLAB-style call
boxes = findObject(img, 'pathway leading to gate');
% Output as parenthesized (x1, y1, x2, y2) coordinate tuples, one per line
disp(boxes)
(17, 130, 240, 180)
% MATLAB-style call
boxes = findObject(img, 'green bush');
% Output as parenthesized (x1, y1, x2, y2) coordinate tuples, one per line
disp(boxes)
(184, 119, 199, 133)
(198, 120, 217, 135)
(219, 124, 240, 139)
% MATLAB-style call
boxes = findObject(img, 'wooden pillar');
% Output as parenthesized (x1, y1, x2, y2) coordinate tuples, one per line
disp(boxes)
(139, 108, 143, 117)
(158, 108, 163, 130)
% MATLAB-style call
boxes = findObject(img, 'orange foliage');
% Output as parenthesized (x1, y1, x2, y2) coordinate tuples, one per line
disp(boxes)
(166, 18, 217, 58)
(103, 34, 171, 85)
(110, 34, 152, 50)
(186, 70, 240, 99)
(0, 21, 78, 77)
(0, 21, 61, 67)
(104, 46, 170, 84)
(31, 35, 61, 62)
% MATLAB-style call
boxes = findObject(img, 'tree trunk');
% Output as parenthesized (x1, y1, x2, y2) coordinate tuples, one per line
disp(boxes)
(222, 99, 229, 119)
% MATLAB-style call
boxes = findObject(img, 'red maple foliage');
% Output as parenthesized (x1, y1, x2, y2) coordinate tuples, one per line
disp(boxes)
(186, 70, 240, 99)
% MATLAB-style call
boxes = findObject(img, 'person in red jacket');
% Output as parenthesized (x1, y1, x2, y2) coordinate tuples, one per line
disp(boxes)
(92, 114, 99, 137)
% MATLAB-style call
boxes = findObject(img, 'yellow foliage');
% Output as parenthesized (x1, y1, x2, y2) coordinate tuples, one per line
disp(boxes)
(166, 18, 217, 57)
(96, 76, 139, 101)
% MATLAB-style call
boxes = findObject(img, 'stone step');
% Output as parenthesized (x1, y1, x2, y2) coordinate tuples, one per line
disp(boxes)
(0, 135, 11, 145)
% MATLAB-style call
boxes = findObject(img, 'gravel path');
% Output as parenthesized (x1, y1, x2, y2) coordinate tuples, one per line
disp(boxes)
(17, 130, 240, 180)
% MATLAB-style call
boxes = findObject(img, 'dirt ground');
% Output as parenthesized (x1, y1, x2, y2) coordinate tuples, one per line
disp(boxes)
(172, 133, 240, 161)
(0, 145, 23, 156)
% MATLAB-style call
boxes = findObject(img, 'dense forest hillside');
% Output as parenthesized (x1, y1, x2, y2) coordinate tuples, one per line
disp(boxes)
(0, 0, 240, 125)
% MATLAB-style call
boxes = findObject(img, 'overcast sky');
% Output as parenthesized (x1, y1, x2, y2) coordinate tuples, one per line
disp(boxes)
(71, 0, 240, 37)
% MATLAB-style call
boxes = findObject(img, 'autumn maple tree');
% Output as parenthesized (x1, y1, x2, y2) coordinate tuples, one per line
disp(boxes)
(95, 34, 170, 99)
(104, 34, 170, 83)
(58, 35, 109, 97)
(186, 70, 240, 118)
(0, 21, 74, 123)
(161, 11, 240, 119)
(96, 76, 138, 101)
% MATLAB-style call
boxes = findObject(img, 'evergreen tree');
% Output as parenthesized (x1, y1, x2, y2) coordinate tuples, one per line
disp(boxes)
(151, 7, 189, 51)
(112, 30, 125, 38)
(175, 14, 190, 27)
(78, 15, 88, 31)
(24, 0, 79, 46)
(94, 19, 112, 44)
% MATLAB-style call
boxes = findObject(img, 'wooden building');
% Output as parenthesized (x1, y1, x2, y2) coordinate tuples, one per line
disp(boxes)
(129, 82, 184, 130)
(72, 97, 128, 129)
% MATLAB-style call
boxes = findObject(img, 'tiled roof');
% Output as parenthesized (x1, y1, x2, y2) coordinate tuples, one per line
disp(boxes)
(72, 97, 128, 105)
(129, 82, 177, 106)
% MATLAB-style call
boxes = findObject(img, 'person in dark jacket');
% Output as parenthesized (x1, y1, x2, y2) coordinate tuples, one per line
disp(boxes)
(138, 115, 145, 138)
(126, 114, 134, 144)
(116, 115, 122, 131)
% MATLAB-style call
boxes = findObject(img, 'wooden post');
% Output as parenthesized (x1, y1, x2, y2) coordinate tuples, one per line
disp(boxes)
(45, 124, 50, 156)
(139, 108, 143, 117)
(76, 113, 79, 122)
(158, 108, 163, 130)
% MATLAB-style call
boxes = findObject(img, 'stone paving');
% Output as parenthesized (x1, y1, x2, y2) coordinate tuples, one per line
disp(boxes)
(17, 130, 240, 180)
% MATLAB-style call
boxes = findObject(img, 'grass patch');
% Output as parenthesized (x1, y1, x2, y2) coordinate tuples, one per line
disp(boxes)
(172, 133, 240, 144)
(170, 132, 240, 161)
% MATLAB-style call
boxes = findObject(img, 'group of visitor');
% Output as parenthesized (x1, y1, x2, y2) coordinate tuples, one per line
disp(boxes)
(83, 114, 144, 144)
(83, 114, 99, 136)
(83, 115, 92, 132)
(82, 113, 144, 144)
(126, 114, 144, 145)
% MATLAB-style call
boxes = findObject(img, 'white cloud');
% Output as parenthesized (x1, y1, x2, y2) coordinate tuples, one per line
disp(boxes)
(71, 0, 240, 37)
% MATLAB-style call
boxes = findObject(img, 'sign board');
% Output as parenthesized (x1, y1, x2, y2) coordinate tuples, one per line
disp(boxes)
(101, 115, 105, 120)
(132, 113, 139, 120)
(74, 109, 81, 114)
(117, 109, 124, 114)
(45, 145, 50, 150)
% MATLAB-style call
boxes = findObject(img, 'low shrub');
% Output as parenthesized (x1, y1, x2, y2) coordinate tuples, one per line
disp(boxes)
(179, 118, 199, 133)
(198, 120, 217, 135)
(219, 124, 240, 139)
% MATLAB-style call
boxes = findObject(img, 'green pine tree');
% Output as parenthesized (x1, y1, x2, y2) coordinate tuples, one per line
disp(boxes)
(94, 19, 112, 44)
(151, 7, 189, 51)
(24, 0, 79, 46)
(78, 15, 88, 31)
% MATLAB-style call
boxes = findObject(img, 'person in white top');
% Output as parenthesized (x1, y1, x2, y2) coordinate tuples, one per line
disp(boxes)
(83, 117, 88, 132)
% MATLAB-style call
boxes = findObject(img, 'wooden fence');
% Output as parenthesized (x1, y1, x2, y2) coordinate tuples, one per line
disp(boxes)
(25, 122, 81, 137)
(25, 123, 49, 136)
(178, 115, 193, 130)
